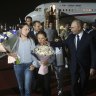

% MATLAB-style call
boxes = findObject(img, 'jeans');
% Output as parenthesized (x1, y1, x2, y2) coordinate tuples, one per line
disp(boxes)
(13, 63, 34, 96)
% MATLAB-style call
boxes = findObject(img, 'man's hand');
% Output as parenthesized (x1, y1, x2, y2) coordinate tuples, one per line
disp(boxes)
(90, 68, 96, 76)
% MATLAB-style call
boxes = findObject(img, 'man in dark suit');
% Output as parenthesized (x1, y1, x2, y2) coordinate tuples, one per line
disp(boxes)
(29, 20, 42, 45)
(65, 20, 96, 96)
(28, 20, 43, 92)
(25, 16, 33, 31)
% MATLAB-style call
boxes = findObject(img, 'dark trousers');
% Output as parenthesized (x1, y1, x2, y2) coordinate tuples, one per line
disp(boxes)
(70, 64, 90, 96)
(39, 66, 51, 96)
(31, 68, 39, 91)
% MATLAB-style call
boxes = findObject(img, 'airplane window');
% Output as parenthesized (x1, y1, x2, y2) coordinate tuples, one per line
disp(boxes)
(68, 5, 74, 6)
(35, 8, 38, 11)
(71, 9, 73, 12)
(91, 9, 93, 11)
(86, 9, 89, 12)
(63, 5, 66, 6)
(83, 9, 86, 12)
(35, 8, 41, 11)
(76, 5, 81, 6)
(59, 9, 61, 11)
(38, 8, 41, 11)
(88, 9, 92, 11)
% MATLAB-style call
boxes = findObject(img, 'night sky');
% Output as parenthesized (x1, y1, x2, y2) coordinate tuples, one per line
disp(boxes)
(0, 0, 95, 25)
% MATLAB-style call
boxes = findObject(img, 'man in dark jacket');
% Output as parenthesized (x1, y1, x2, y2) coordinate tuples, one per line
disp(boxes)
(65, 19, 96, 96)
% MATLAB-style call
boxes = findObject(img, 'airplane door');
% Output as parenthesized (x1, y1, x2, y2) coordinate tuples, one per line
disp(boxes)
(44, 5, 57, 29)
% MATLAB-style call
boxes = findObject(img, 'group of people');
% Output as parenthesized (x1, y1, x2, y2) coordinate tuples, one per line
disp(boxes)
(0, 16, 96, 96)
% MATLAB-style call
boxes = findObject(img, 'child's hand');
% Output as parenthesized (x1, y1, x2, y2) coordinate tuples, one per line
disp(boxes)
(40, 60, 48, 66)
(29, 65, 35, 71)
(44, 41, 50, 45)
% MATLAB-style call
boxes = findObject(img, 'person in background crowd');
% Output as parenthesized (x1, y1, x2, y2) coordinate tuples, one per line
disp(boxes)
(65, 19, 96, 96)
(29, 20, 42, 45)
(28, 20, 43, 92)
(25, 16, 33, 31)
(50, 36, 66, 96)
(91, 22, 96, 31)
(59, 23, 70, 40)
(0, 24, 4, 33)
(83, 22, 91, 33)
(44, 22, 58, 42)
(48, 10, 56, 24)
(87, 22, 96, 38)
(45, 22, 66, 96)
(89, 22, 96, 56)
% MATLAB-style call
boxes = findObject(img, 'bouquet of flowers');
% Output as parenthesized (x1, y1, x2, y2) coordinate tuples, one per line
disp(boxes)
(34, 45, 55, 75)
(0, 31, 18, 63)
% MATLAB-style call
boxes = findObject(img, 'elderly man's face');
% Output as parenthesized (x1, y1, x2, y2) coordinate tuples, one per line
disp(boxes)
(70, 22, 82, 34)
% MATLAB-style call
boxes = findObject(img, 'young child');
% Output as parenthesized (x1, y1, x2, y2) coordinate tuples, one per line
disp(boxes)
(35, 31, 55, 96)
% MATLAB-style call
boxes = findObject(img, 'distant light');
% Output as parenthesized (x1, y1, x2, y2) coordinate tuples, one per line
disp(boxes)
(11, 30, 17, 34)
(50, 5, 56, 12)
(52, 5, 56, 11)
(60, 25, 64, 29)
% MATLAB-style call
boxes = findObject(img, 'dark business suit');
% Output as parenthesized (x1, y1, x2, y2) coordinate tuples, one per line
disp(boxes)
(28, 31, 39, 92)
(65, 31, 96, 96)
(89, 30, 96, 65)
(28, 31, 38, 45)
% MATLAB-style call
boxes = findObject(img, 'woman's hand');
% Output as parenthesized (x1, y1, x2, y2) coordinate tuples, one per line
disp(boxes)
(7, 52, 17, 59)
(29, 65, 35, 71)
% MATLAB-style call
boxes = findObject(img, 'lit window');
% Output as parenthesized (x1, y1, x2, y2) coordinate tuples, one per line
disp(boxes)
(83, 9, 86, 11)
(71, 9, 73, 12)
(88, 9, 92, 11)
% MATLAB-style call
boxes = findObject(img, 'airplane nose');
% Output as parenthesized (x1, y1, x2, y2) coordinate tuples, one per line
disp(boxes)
(26, 12, 44, 22)
(26, 12, 37, 21)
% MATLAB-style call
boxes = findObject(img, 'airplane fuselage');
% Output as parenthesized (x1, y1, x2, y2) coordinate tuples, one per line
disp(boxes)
(26, 2, 96, 23)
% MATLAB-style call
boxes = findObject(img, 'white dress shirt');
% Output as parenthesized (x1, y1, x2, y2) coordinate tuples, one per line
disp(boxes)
(75, 31, 83, 49)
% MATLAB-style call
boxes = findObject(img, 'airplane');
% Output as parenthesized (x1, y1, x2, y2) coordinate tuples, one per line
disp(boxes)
(26, 2, 96, 23)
